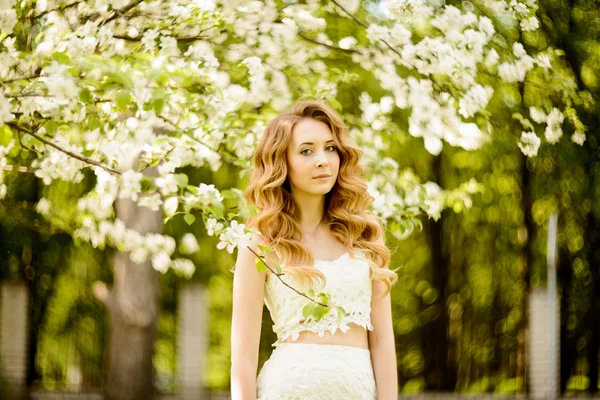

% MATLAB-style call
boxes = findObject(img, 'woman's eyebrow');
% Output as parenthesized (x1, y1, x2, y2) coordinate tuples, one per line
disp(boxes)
(298, 140, 335, 147)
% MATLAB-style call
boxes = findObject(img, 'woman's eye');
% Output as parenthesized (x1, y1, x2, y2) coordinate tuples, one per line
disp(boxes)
(300, 146, 336, 155)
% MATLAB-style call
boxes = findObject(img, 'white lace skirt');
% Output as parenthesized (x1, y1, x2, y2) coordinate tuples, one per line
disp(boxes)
(256, 343, 376, 400)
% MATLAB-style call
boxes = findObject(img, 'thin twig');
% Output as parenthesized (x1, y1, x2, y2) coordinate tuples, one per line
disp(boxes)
(297, 31, 359, 54)
(0, 165, 38, 173)
(246, 246, 328, 308)
(330, 0, 403, 58)
(231, 32, 303, 93)
(113, 33, 210, 42)
(3, 93, 54, 98)
(1, 74, 41, 85)
(330, 0, 368, 28)
(99, 0, 144, 27)
(30, 0, 87, 19)
(157, 114, 243, 166)
(6, 122, 122, 175)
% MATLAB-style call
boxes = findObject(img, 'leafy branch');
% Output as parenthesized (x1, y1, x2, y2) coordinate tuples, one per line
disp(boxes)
(6, 122, 123, 175)
(246, 244, 347, 323)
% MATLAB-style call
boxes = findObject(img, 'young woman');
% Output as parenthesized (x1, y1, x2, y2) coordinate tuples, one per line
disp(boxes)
(230, 100, 398, 399)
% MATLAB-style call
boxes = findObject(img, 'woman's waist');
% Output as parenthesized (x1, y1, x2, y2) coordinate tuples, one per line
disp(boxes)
(278, 322, 369, 349)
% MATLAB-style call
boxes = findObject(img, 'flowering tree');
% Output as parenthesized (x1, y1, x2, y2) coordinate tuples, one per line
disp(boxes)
(0, 0, 593, 397)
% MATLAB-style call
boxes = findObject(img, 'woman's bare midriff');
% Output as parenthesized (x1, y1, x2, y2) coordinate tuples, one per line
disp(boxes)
(279, 322, 369, 349)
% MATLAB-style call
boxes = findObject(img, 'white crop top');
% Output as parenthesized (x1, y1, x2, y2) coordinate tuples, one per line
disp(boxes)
(264, 250, 373, 347)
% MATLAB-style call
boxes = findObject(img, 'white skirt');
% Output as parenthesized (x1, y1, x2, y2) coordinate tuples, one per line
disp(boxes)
(256, 343, 377, 400)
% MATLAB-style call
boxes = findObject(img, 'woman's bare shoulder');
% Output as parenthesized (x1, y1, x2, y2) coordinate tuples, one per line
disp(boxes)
(239, 232, 282, 277)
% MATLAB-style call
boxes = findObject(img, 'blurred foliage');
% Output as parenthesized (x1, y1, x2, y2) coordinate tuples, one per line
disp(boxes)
(1, 0, 600, 395)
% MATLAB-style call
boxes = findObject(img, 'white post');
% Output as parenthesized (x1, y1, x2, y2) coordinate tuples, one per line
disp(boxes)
(0, 282, 29, 399)
(546, 212, 559, 398)
(178, 283, 208, 400)
(528, 212, 559, 399)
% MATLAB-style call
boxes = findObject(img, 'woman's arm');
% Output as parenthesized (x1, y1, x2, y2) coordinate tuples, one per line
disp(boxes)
(230, 234, 266, 400)
(368, 234, 399, 400)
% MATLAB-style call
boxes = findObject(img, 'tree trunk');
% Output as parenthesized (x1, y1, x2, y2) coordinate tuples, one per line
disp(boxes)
(585, 133, 600, 392)
(423, 154, 456, 390)
(586, 210, 600, 392)
(96, 162, 163, 400)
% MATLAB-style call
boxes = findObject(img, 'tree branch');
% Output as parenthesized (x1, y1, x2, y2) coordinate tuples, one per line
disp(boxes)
(329, 0, 403, 58)
(330, 0, 368, 28)
(157, 114, 243, 166)
(246, 246, 328, 308)
(1, 73, 41, 85)
(5, 122, 122, 175)
(113, 33, 210, 42)
(32, 0, 87, 19)
(297, 31, 359, 54)
(99, 0, 144, 27)
(0, 165, 38, 173)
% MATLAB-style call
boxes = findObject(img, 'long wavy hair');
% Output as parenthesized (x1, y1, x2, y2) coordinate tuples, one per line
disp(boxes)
(244, 100, 397, 296)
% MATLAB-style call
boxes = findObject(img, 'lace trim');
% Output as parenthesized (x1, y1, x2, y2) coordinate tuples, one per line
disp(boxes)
(264, 251, 373, 348)
(272, 313, 374, 347)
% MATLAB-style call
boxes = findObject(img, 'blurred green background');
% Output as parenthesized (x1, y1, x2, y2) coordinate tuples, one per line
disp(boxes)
(1, 0, 600, 396)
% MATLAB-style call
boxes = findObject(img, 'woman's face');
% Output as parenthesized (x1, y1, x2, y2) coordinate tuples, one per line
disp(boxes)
(286, 118, 340, 197)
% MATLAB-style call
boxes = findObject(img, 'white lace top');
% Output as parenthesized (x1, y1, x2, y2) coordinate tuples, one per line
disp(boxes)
(264, 250, 373, 347)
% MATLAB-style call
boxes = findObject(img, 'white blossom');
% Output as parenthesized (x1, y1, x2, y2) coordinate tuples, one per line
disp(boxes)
(484, 49, 499, 68)
(180, 233, 200, 255)
(518, 131, 541, 157)
(458, 85, 494, 118)
(216, 220, 252, 254)
(139, 193, 163, 211)
(152, 251, 172, 273)
(172, 258, 195, 278)
(512, 42, 527, 59)
(338, 36, 358, 50)
(36, 198, 52, 215)
(520, 16, 539, 31)
(119, 170, 143, 201)
(544, 108, 564, 144)
(206, 217, 224, 236)
(529, 106, 547, 124)
(0, 94, 14, 123)
(571, 131, 586, 146)
(0, 9, 17, 35)
(163, 196, 179, 217)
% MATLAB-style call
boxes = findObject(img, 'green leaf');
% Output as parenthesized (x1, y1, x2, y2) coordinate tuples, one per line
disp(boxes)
(257, 244, 273, 253)
(0, 126, 13, 147)
(255, 257, 266, 273)
(115, 90, 132, 110)
(206, 202, 224, 219)
(51, 52, 72, 65)
(274, 261, 282, 274)
(173, 173, 189, 189)
(317, 292, 331, 306)
(186, 185, 199, 194)
(79, 88, 93, 103)
(184, 213, 195, 225)
(335, 306, 346, 325)
(302, 303, 317, 320)
(313, 304, 330, 321)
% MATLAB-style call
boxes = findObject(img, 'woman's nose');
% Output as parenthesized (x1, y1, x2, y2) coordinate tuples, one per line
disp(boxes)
(316, 152, 329, 166)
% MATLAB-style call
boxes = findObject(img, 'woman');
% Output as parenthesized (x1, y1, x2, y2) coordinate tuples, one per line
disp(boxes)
(230, 100, 398, 399)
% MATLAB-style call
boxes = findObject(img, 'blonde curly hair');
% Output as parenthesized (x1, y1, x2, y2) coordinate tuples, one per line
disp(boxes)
(244, 100, 397, 296)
